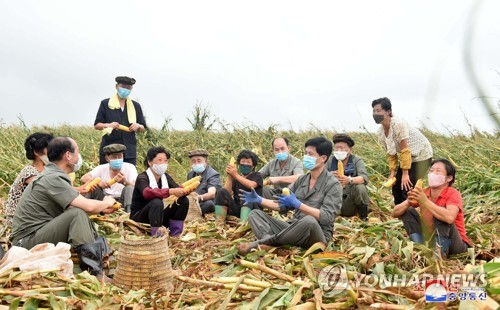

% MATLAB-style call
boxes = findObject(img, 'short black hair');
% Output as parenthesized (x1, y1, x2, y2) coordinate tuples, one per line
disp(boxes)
(237, 150, 259, 167)
(24, 132, 54, 160)
(272, 137, 289, 148)
(431, 158, 456, 186)
(372, 97, 393, 117)
(304, 137, 332, 163)
(145, 146, 171, 167)
(48, 137, 75, 162)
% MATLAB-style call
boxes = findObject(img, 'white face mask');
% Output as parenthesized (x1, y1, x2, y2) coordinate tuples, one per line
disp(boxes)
(334, 151, 348, 161)
(69, 153, 83, 172)
(152, 163, 168, 175)
(40, 155, 50, 165)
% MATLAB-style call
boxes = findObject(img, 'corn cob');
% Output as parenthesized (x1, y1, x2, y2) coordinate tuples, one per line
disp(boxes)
(85, 177, 101, 191)
(383, 177, 397, 188)
(112, 202, 122, 211)
(164, 176, 202, 208)
(282, 188, 290, 196)
(117, 125, 130, 132)
(337, 161, 344, 177)
(224, 156, 236, 187)
(107, 178, 117, 187)
(409, 179, 424, 207)
(68, 172, 76, 185)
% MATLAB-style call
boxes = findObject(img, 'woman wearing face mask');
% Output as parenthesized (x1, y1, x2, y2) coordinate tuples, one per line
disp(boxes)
(392, 159, 471, 258)
(94, 76, 147, 166)
(186, 149, 222, 216)
(215, 150, 263, 218)
(130, 146, 189, 237)
(371, 97, 433, 205)
(5, 132, 54, 226)
(326, 134, 370, 220)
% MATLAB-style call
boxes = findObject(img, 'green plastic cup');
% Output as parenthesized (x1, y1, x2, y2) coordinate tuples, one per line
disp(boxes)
(215, 205, 227, 222)
(240, 206, 251, 222)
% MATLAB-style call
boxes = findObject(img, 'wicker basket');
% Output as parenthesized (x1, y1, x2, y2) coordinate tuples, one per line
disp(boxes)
(113, 233, 173, 292)
(185, 192, 203, 222)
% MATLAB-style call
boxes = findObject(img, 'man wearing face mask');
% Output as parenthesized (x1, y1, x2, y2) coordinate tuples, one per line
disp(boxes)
(80, 144, 138, 213)
(94, 76, 147, 166)
(259, 137, 303, 199)
(238, 137, 342, 255)
(371, 97, 433, 205)
(11, 137, 118, 279)
(326, 134, 370, 221)
(392, 159, 471, 258)
(186, 149, 222, 216)
(215, 150, 263, 218)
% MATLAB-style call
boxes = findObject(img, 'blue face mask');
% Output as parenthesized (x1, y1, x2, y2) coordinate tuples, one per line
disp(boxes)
(117, 87, 131, 99)
(275, 152, 288, 161)
(303, 155, 318, 171)
(239, 164, 252, 175)
(192, 163, 206, 174)
(109, 158, 124, 170)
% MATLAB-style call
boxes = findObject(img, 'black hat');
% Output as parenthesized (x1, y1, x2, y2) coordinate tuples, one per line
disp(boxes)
(332, 134, 355, 147)
(188, 149, 209, 158)
(115, 76, 136, 85)
(103, 144, 126, 155)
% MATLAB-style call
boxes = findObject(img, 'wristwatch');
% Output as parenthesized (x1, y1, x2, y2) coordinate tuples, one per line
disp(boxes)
(348, 176, 353, 184)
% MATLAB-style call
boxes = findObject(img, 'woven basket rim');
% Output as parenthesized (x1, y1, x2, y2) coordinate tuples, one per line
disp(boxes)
(120, 231, 169, 245)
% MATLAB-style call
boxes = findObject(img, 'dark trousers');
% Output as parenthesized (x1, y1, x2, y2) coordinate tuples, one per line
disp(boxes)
(401, 207, 468, 255)
(131, 197, 189, 228)
(200, 200, 216, 215)
(215, 188, 260, 218)
(392, 158, 432, 204)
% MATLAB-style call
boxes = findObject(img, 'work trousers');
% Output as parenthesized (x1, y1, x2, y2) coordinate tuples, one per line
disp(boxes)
(392, 158, 432, 204)
(340, 184, 369, 217)
(131, 197, 189, 228)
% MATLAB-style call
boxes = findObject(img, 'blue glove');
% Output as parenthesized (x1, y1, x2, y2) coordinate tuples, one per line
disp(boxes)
(239, 188, 263, 205)
(278, 191, 302, 209)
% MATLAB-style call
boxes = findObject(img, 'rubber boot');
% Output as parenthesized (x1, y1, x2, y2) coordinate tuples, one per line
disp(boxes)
(151, 227, 164, 237)
(77, 243, 104, 279)
(169, 219, 184, 237)
(357, 204, 368, 221)
(237, 234, 277, 256)
(410, 233, 424, 244)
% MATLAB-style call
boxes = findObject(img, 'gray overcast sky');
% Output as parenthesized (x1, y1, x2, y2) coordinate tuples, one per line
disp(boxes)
(1, 1, 499, 134)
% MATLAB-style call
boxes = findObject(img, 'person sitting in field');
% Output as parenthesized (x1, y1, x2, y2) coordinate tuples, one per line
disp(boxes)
(238, 137, 342, 255)
(392, 159, 471, 258)
(215, 150, 263, 218)
(259, 137, 303, 199)
(10, 137, 118, 279)
(186, 149, 222, 216)
(80, 144, 137, 213)
(130, 146, 189, 237)
(4, 132, 53, 226)
(326, 134, 370, 221)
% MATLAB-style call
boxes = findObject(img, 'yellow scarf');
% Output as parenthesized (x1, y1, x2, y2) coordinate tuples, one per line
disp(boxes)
(108, 93, 137, 124)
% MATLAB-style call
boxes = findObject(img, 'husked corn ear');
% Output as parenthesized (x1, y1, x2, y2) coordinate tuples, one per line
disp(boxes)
(263, 179, 269, 186)
(415, 179, 423, 188)
(117, 125, 131, 132)
(107, 178, 117, 186)
(229, 156, 236, 166)
(282, 188, 290, 196)
(182, 176, 201, 188)
(85, 177, 101, 191)
(112, 202, 122, 210)
(383, 177, 397, 188)
(337, 161, 344, 177)
(184, 181, 201, 192)
(68, 172, 76, 184)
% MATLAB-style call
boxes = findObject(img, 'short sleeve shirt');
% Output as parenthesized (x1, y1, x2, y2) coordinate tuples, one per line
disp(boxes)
(186, 165, 222, 196)
(290, 167, 343, 242)
(232, 172, 263, 206)
(259, 155, 303, 189)
(420, 187, 470, 245)
(90, 163, 138, 197)
(11, 163, 79, 243)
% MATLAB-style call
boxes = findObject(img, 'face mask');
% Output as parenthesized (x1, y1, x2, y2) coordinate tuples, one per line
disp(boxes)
(109, 158, 124, 170)
(428, 173, 446, 188)
(373, 114, 385, 124)
(40, 155, 50, 165)
(152, 163, 168, 175)
(275, 152, 288, 161)
(117, 87, 131, 99)
(69, 153, 83, 172)
(192, 163, 206, 174)
(303, 155, 318, 171)
(239, 164, 252, 175)
(334, 151, 348, 161)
